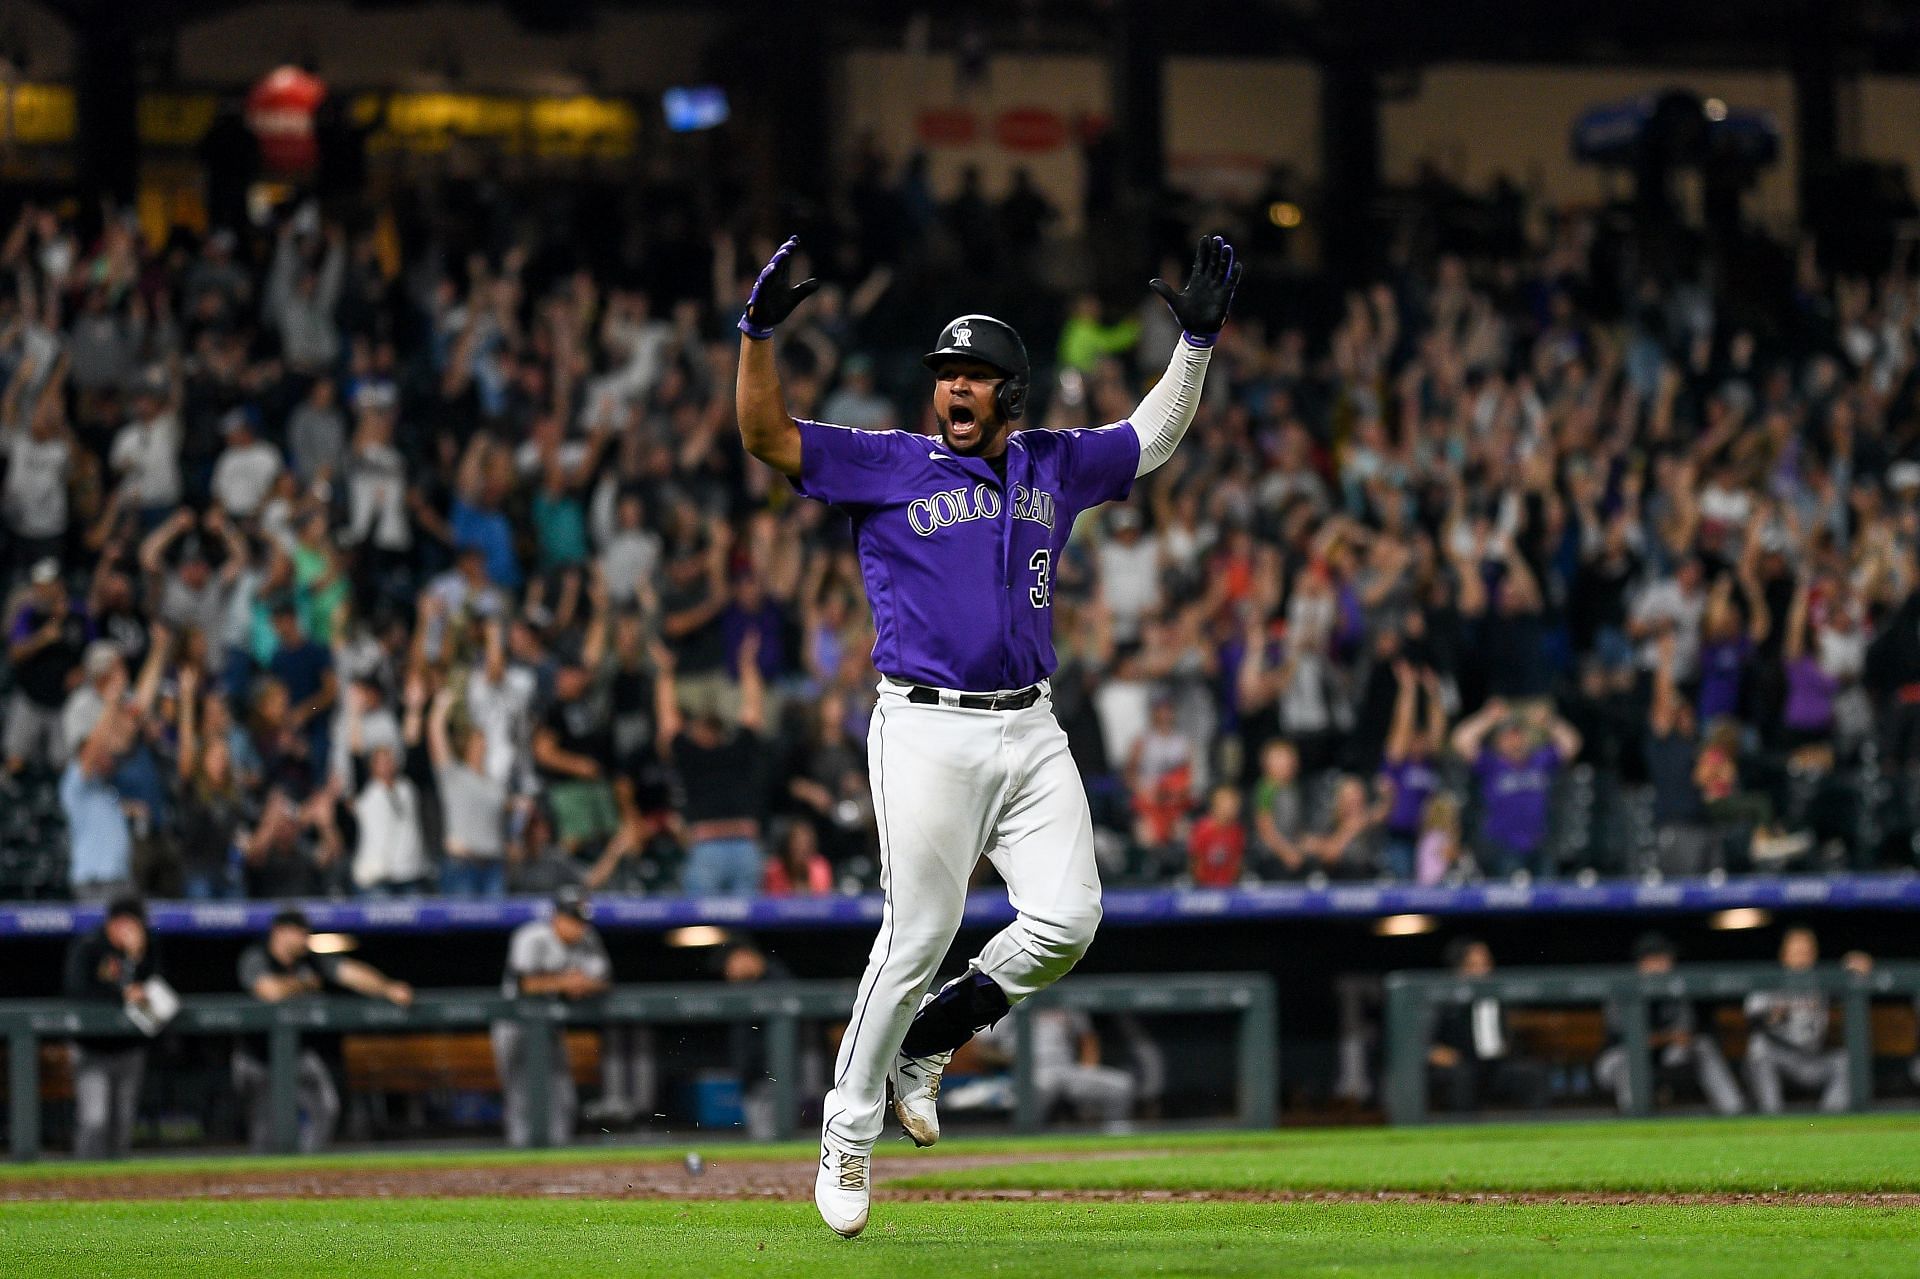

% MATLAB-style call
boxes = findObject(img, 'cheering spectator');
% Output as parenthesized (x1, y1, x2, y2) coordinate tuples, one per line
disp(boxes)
(1249, 739, 1307, 876)
(1186, 783, 1246, 887)
(286, 376, 348, 487)
(1299, 775, 1385, 879)
(1452, 698, 1581, 879)
(344, 680, 430, 896)
(1377, 664, 1447, 878)
(532, 617, 619, 854)
(1644, 636, 1712, 874)
(1127, 698, 1196, 867)
(658, 631, 772, 896)
(209, 408, 282, 520)
(6, 560, 85, 775)
(1415, 793, 1468, 886)
(175, 664, 254, 900)
(765, 818, 834, 896)
(108, 365, 184, 524)
(2, 354, 75, 574)
(428, 684, 510, 897)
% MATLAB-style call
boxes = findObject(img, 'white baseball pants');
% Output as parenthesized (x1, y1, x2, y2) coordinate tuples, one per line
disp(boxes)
(821, 681, 1103, 1150)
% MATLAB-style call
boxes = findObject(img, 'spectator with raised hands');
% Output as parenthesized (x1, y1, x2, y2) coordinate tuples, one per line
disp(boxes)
(1378, 662, 1448, 879)
(427, 683, 509, 898)
(1452, 696, 1581, 880)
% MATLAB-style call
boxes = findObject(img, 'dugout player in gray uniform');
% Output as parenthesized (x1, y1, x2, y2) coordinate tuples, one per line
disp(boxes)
(735, 233, 1240, 1236)
(493, 886, 610, 1147)
(1743, 927, 1857, 1113)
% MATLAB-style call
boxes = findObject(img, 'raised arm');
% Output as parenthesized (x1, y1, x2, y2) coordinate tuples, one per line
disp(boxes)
(1784, 573, 1811, 662)
(734, 237, 819, 478)
(1383, 661, 1418, 764)
(139, 508, 194, 577)
(425, 685, 455, 771)
(176, 665, 201, 781)
(209, 508, 250, 587)
(1737, 532, 1771, 645)
(129, 624, 173, 719)
(1540, 704, 1582, 762)
(736, 629, 766, 734)
(1132, 236, 1242, 477)
(651, 639, 682, 758)
(1649, 633, 1681, 736)
(1, 351, 38, 437)
(1421, 669, 1448, 751)
(1235, 617, 1274, 710)
(1449, 697, 1506, 760)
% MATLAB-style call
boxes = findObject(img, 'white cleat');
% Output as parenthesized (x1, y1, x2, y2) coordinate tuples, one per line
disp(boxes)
(815, 1140, 871, 1238)
(890, 1047, 953, 1147)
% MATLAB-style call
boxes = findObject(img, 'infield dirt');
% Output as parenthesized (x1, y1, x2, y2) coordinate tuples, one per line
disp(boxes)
(6, 1152, 1918, 1208)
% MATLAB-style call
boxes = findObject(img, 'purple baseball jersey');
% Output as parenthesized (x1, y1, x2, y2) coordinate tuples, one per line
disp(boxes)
(792, 419, 1140, 691)
(1473, 745, 1561, 853)
(1379, 756, 1441, 836)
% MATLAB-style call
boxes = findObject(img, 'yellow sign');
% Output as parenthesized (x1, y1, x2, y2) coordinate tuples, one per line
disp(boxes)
(2, 84, 77, 146)
(527, 96, 638, 158)
(357, 91, 637, 159)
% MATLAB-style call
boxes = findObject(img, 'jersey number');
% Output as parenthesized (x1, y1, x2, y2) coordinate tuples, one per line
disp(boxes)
(1028, 549, 1050, 608)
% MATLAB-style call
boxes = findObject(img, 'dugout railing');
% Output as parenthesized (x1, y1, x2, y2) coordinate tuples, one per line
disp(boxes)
(0, 971, 1275, 1161)
(1382, 961, 1920, 1124)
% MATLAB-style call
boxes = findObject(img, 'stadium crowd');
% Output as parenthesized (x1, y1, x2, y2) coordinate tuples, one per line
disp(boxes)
(3, 159, 1920, 904)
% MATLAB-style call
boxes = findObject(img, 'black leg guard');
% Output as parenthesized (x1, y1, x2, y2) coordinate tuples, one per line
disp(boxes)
(899, 970, 1010, 1058)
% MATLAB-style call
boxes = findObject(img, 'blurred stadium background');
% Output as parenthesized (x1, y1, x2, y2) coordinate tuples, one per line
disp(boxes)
(3, 0, 1920, 1159)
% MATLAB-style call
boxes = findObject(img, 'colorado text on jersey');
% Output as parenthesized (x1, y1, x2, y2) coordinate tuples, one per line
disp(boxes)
(906, 483, 1055, 536)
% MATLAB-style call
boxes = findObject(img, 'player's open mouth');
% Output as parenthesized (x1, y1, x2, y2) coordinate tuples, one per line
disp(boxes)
(947, 405, 977, 442)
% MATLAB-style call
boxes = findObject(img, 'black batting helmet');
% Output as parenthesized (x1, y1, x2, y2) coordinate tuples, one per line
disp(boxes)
(923, 314, 1030, 421)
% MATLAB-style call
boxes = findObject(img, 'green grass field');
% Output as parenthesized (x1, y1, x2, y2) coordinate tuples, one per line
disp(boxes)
(5, 1117, 1918, 1278)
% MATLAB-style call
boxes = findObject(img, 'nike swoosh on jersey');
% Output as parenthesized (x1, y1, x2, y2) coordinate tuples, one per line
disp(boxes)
(929, 451, 952, 461)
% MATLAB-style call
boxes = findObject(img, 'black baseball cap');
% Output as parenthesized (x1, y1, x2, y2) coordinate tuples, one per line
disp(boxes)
(105, 895, 147, 925)
(271, 907, 312, 932)
(552, 886, 593, 921)
(923, 314, 1029, 384)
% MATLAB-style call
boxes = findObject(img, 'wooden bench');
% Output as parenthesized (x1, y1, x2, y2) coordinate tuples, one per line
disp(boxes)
(1503, 1003, 1918, 1061)
(342, 1031, 601, 1096)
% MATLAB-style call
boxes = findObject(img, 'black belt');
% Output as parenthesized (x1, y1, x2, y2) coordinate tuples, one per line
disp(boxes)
(903, 683, 1043, 711)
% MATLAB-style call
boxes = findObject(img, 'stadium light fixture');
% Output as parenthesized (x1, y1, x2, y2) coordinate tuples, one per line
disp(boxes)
(1707, 907, 1771, 931)
(1372, 914, 1438, 937)
(665, 926, 731, 948)
(306, 933, 358, 954)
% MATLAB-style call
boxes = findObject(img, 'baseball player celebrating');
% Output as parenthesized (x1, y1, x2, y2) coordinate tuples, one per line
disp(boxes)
(735, 235, 1240, 1237)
